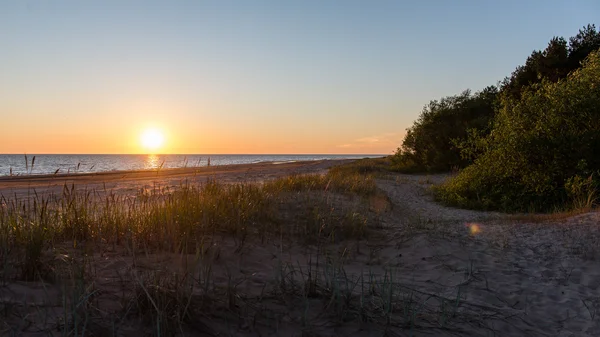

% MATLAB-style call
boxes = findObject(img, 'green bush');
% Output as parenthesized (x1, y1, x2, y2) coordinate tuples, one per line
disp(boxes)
(437, 51, 600, 212)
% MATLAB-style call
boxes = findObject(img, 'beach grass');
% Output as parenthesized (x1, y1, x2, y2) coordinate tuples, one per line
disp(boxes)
(2, 160, 439, 336)
(2, 158, 571, 336)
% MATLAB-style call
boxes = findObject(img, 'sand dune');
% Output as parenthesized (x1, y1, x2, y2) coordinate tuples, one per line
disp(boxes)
(2, 162, 600, 336)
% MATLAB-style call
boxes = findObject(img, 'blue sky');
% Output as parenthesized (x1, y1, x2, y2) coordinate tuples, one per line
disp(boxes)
(0, 0, 598, 154)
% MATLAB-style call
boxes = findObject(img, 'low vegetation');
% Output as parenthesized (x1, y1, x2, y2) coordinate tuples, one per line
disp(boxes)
(0, 163, 409, 336)
(3, 158, 519, 336)
(4, 158, 599, 336)
(1, 168, 378, 275)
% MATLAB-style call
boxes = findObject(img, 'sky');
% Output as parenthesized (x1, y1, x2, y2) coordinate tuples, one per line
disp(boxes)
(0, 0, 598, 155)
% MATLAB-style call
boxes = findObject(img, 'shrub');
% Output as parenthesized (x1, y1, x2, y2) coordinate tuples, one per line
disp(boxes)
(437, 51, 600, 212)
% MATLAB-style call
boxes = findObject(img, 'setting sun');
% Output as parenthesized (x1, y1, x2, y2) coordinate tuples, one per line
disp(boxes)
(140, 128, 165, 152)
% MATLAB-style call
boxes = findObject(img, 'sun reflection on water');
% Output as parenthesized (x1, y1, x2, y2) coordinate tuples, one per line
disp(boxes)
(144, 154, 161, 170)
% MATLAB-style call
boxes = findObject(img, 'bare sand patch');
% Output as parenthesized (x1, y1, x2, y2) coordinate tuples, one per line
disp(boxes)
(2, 166, 600, 336)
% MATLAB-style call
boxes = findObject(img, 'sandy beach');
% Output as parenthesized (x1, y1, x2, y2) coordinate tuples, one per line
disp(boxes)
(0, 159, 355, 199)
(2, 160, 600, 336)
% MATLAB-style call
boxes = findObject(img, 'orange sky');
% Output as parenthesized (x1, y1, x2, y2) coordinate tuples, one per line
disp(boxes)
(0, 97, 403, 154)
(0, 125, 402, 155)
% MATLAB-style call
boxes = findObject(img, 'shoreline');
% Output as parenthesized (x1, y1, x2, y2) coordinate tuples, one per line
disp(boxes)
(0, 159, 322, 181)
(0, 154, 384, 178)
(0, 159, 359, 198)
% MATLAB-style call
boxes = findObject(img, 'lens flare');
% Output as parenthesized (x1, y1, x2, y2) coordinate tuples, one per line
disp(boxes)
(466, 223, 481, 235)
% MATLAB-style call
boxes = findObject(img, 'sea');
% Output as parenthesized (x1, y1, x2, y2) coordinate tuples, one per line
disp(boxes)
(0, 154, 384, 177)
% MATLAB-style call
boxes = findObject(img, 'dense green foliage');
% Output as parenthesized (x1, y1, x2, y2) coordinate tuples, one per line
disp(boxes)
(391, 24, 600, 211)
(437, 51, 600, 212)
(392, 87, 498, 172)
(393, 25, 600, 175)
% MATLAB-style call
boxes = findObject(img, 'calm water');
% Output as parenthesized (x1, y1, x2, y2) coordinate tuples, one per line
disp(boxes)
(0, 154, 383, 176)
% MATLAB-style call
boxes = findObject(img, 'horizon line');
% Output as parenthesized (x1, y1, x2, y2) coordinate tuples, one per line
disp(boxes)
(0, 153, 389, 156)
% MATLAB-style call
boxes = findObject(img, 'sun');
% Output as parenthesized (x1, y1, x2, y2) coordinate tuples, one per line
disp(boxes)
(140, 128, 165, 152)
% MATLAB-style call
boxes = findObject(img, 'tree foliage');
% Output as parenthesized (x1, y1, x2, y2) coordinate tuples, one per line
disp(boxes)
(437, 51, 600, 212)
(502, 24, 600, 101)
(392, 86, 497, 172)
(393, 24, 600, 177)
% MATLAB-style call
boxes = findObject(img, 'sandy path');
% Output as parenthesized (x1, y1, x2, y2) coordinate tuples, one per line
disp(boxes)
(377, 174, 504, 223)
(0, 159, 352, 199)
(374, 173, 600, 336)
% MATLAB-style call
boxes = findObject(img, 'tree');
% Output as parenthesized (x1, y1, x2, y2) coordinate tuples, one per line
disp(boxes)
(501, 25, 599, 101)
(393, 87, 498, 172)
(393, 24, 600, 176)
(568, 24, 600, 70)
(501, 37, 570, 100)
(438, 51, 600, 212)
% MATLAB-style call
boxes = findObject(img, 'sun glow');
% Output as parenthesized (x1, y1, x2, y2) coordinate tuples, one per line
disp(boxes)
(140, 128, 165, 152)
